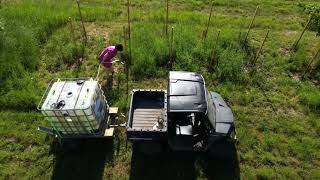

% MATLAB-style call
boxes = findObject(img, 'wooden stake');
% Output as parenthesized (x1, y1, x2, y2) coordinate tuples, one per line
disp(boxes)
(166, 0, 169, 36)
(127, 0, 132, 66)
(210, 30, 220, 71)
(123, 26, 129, 98)
(169, 27, 174, 69)
(292, 13, 314, 51)
(76, 0, 87, 44)
(244, 6, 259, 43)
(238, 22, 244, 44)
(123, 25, 128, 61)
(251, 29, 270, 68)
(302, 46, 320, 78)
(238, 31, 242, 44)
(203, 2, 214, 40)
(68, 17, 75, 42)
(117, 75, 121, 94)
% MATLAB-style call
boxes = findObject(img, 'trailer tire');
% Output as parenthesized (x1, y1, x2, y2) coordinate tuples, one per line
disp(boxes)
(56, 139, 85, 152)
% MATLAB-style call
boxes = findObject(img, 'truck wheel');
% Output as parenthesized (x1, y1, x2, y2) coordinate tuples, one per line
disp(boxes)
(207, 140, 236, 159)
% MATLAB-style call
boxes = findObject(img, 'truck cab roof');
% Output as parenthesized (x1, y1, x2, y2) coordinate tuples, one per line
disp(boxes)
(168, 71, 207, 113)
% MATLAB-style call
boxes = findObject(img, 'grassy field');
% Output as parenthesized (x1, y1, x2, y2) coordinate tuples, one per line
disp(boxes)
(0, 0, 320, 179)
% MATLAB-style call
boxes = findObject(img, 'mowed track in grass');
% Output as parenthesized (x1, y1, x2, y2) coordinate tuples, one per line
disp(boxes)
(0, 0, 319, 179)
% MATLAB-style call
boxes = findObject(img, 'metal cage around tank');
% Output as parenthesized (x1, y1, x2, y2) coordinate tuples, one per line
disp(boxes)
(37, 78, 109, 139)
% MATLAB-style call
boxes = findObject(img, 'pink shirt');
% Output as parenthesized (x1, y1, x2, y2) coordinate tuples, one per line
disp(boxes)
(99, 46, 118, 68)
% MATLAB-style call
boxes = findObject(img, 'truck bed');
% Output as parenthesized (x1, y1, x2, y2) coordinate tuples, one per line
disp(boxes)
(132, 108, 164, 129)
(127, 90, 168, 140)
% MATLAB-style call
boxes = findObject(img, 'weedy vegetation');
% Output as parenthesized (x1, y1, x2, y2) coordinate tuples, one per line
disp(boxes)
(0, 0, 319, 179)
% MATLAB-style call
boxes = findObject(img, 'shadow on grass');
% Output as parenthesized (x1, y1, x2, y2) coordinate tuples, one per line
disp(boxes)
(200, 143, 240, 180)
(51, 139, 114, 180)
(130, 150, 197, 180)
(129, 143, 240, 180)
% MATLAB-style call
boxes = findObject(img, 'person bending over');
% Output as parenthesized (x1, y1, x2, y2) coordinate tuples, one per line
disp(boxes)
(98, 44, 123, 86)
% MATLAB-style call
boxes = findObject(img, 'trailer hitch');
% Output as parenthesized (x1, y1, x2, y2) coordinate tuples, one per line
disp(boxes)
(37, 126, 55, 136)
(109, 122, 127, 128)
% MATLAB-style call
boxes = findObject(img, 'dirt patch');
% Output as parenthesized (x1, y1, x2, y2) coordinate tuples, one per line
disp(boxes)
(284, 30, 298, 37)
(279, 47, 290, 56)
(5, 137, 18, 143)
(286, 72, 302, 83)
(292, 73, 301, 81)
(85, 22, 110, 41)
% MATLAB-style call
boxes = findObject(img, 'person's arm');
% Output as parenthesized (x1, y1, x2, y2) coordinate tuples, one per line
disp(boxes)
(102, 52, 112, 64)
(112, 60, 124, 65)
(102, 50, 122, 64)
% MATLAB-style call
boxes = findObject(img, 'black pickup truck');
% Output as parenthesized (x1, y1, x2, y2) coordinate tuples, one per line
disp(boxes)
(126, 71, 236, 153)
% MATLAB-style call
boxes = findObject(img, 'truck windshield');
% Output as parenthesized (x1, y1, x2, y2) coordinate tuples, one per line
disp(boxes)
(206, 89, 216, 128)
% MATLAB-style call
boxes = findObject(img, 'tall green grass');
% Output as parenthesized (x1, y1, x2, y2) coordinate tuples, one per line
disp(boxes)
(0, 3, 60, 110)
(0, 111, 51, 179)
(111, 23, 249, 83)
(299, 85, 320, 112)
(287, 44, 309, 73)
(42, 27, 84, 72)
(0, 0, 122, 111)
(299, 3, 320, 36)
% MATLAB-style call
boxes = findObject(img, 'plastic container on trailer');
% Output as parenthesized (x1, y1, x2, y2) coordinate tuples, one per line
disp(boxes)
(38, 78, 108, 136)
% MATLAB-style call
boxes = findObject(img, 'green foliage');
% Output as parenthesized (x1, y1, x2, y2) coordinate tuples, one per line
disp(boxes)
(114, 23, 248, 83)
(43, 27, 84, 72)
(127, 23, 167, 78)
(0, 1, 69, 97)
(0, 111, 52, 179)
(0, 89, 39, 111)
(287, 44, 308, 73)
(0, 0, 123, 95)
(256, 166, 276, 179)
(299, 86, 320, 112)
(299, 3, 320, 36)
(0, 19, 38, 95)
(0, 72, 42, 111)
(214, 31, 249, 83)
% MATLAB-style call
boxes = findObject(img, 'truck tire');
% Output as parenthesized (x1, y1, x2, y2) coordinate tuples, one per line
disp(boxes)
(207, 140, 236, 159)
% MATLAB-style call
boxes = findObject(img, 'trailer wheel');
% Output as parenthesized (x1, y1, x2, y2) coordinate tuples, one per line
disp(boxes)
(56, 139, 84, 152)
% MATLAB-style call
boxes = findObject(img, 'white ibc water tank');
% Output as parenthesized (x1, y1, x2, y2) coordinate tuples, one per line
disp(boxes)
(38, 78, 108, 136)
